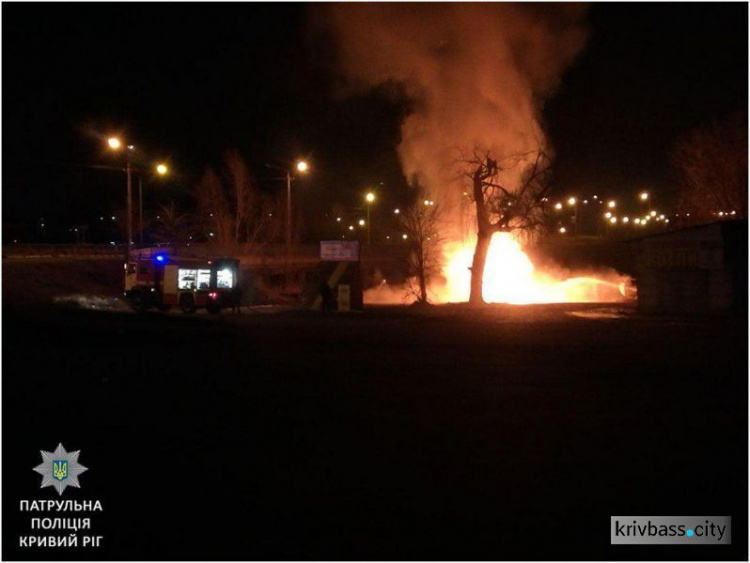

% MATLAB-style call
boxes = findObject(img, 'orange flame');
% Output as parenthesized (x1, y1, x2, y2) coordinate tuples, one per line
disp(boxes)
(434, 232, 633, 304)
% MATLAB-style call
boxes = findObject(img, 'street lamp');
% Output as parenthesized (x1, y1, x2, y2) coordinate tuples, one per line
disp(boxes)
(567, 197, 578, 235)
(107, 137, 134, 259)
(286, 160, 309, 252)
(138, 163, 170, 243)
(284, 160, 309, 286)
(639, 191, 649, 201)
(364, 191, 375, 244)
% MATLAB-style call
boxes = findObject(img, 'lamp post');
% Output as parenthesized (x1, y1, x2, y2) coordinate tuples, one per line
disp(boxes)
(286, 160, 309, 254)
(365, 191, 375, 244)
(283, 160, 309, 288)
(108, 137, 134, 260)
(567, 197, 578, 235)
(139, 164, 168, 243)
(108, 137, 169, 253)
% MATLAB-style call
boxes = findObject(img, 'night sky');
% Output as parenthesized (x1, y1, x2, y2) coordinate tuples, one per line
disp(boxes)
(3, 3, 747, 242)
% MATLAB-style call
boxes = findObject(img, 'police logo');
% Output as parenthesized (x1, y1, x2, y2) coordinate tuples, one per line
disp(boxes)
(52, 460, 68, 481)
(33, 444, 88, 495)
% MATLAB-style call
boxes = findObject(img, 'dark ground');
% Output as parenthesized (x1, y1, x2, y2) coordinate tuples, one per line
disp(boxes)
(2, 296, 747, 560)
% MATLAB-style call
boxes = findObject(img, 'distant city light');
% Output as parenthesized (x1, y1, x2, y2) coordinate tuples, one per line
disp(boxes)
(365, 192, 376, 203)
(359, 219, 365, 226)
(608, 200, 616, 208)
(107, 137, 121, 149)
(640, 191, 649, 201)
(567, 197, 576, 206)
(554, 202, 562, 210)
(559, 227, 567, 234)
(296, 160, 309, 173)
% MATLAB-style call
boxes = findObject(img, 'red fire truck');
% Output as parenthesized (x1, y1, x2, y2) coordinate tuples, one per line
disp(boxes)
(124, 252, 240, 314)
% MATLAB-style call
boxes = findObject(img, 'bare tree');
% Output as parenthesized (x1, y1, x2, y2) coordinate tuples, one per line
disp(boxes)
(672, 112, 747, 225)
(152, 202, 190, 251)
(399, 199, 444, 304)
(462, 148, 552, 305)
(195, 150, 282, 247)
(222, 149, 259, 243)
(195, 168, 233, 245)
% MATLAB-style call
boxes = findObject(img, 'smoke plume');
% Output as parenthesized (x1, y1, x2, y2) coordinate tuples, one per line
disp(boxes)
(320, 4, 587, 234)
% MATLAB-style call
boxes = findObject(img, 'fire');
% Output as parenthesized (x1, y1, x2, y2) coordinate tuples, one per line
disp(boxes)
(434, 232, 632, 304)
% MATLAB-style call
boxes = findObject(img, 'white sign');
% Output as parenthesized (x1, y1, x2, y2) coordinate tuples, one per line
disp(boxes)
(320, 241, 359, 262)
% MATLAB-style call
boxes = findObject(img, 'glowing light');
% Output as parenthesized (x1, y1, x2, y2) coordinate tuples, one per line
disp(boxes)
(634, 218, 641, 224)
(365, 192, 375, 203)
(605, 212, 612, 219)
(154, 254, 167, 263)
(554, 202, 563, 210)
(567, 197, 577, 206)
(639, 191, 649, 201)
(610, 217, 617, 224)
(650, 210, 657, 217)
(296, 160, 309, 173)
(156, 163, 168, 175)
(559, 227, 567, 234)
(359, 219, 365, 226)
(336, 217, 341, 222)
(107, 137, 121, 149)
(394, 208, 400, 214)
(402, 234, 408, 240)
(623, 217, 629, 223)
(608, 200, 616, 208)
(348, 225, 354, 231)
(437, 232, 632, 305)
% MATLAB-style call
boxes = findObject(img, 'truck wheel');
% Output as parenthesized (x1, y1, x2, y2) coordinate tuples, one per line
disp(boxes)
(128, 291, 149, 313)
(206, 302, 221, 315)
(179, 294, 196, 314)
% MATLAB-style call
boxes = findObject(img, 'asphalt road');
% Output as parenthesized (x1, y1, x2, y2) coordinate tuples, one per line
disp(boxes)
(3, 302, 747, 560)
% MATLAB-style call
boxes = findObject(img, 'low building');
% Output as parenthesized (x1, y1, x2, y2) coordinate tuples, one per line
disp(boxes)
(634, 220, 747, 314)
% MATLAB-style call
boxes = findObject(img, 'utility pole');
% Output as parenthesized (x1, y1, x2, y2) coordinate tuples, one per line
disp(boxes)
(286, 170, 292, 288)
(139, 176, 144, 244)
(126, 154, 132, 262)
(366, 204, 371, 245)
(286, 170, 292, 257)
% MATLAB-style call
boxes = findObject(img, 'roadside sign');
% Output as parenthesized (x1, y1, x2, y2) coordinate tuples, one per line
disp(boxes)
(320, 241, 360, 262)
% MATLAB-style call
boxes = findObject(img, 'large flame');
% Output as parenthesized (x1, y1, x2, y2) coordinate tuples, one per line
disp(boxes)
(433, 232, 633, 304)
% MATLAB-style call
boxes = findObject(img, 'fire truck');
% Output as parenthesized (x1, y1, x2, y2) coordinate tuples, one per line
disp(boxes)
(124, 253, 240, 314)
